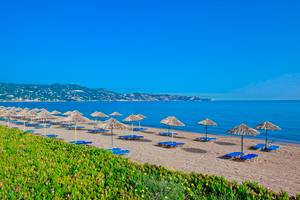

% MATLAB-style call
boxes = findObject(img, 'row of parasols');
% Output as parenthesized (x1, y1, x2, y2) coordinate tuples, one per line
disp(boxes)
(0, 106, 282, 154)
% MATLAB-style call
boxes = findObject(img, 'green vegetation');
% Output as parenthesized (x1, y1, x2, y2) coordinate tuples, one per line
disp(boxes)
(0, 126, 296, 199)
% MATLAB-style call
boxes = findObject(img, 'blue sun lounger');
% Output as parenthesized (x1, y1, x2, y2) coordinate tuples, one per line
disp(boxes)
(70, 140, 93, 145)
(108, 148, 130, 155)
(158, 141, 185, 148)
(264, 145, 280, 151)
(159, 132, 177, 137)
(46, 134, 58, 138)
(224, 152, 243, 159)
(34, 125, 44, 129)
(240, 154, 258, 161)
(67, 125, 85, 130)
(87, 129, 109, 133)
(25, 123, 39, 127)
(119, 135, 144, 140)
(24, 130, 35, 133)
(133, 127, 148, 132)
(15, 121, 24, 125)
(251, 144, 265, 150)
(195, 137, 217, 142)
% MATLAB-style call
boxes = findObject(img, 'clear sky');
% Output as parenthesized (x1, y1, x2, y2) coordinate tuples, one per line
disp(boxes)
(0, 0, 299, 99)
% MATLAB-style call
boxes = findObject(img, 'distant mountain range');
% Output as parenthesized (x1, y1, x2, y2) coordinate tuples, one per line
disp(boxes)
(0, 83, 211, 102)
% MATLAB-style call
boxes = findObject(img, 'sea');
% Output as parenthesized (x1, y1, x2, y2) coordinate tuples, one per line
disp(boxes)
(1, 100, 299, 144)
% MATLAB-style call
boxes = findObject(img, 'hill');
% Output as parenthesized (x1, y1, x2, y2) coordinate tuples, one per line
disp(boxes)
(0, 83, 210, 102)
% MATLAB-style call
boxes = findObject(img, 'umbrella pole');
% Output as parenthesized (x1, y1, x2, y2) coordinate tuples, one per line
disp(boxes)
(132, 122, 134, 134)
(241, 135, 244, 155)
(7, 117, 10, 127)
(265, 129, 268, 150)
(111, 128, 114, 148)
(139, 121, 141, 128)
(75, 122, 77, 142)
(171, 127, 174, 143)
(44, 118, 46, 135)
(205, 125, 208, 139)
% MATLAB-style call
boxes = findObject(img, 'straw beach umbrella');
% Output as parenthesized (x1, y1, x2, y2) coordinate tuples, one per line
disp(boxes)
(123, 114, 140, 133)
(97, 118, 128, 148)
(228, 124, 260, 155)
(50, 110, 61, 115)
(91, 111, 108, 118)
(91, 111, 109, 127)
(198, 118, 217, 140)
(34, 112, 57, 135)
(63, 110, 82, 116)
(160, 116, 185, 143)
(65, 113, 91, 142)
(255, 121, 281, 149)
(110, 112, 122, 117)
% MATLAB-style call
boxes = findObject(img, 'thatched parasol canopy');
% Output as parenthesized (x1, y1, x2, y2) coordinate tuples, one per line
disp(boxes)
(160, 116, 185, 127)
(64, 113, 91, 123)
(34, 112, 57, 120)
(63, 110, 82, 116)
(91, 111, 108, 118)
(255, 121, 281, 131)
(123, 114, 140, 122)
(110, 112, 122, 117)
(97, 118, 128, 130)
(228, 124, 259, 136)
(39, 108, 51, 114)
(31, 108, 40, 113)
(198, 118, 217, 126)
(50, 110, 61, 115)
(136, 114, 146, 120)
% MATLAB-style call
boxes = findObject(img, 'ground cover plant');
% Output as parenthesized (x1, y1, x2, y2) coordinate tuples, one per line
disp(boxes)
(0, 126, 298, 199)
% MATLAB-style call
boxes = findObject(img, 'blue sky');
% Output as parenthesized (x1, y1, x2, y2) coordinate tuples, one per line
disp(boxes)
(0, 0, 299, 99)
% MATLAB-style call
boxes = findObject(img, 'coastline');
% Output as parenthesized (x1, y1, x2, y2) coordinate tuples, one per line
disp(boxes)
(2, 121, 299, 195)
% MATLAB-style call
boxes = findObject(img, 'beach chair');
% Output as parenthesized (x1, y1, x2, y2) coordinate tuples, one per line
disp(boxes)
(67, 125, 85, 130)
(34, 125, 44, 129)
(24, 130, 35, 133)
(87, 129, 109, 134)
(108, 148, 130, 155)
(46, 134, 58, 138)
(251, 144, 265, 150)
(158, 141, 185, 148)
(133, 127, 148, 132)
(263, 145, 280, 152)
(70, 140, 92, 145)
(224, 152, 243, 159)
(159, 132, 177, 137)
(119, 135, 144, 140)
(15, 121, 24, 125)
(240, 154, 258, 161)
(195, 137, 216, 142)
(25, 122, 39, 127)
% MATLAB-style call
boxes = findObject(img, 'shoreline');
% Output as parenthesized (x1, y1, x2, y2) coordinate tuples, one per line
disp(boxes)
(143, 125, 300, 146)
(2, 122, 299, 195)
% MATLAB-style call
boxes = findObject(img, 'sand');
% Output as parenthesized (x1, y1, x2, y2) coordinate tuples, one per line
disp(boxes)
(3, 122, 300, 196)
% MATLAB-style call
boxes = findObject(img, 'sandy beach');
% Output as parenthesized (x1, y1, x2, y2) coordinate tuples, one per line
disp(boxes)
(3, 122, 300, 196)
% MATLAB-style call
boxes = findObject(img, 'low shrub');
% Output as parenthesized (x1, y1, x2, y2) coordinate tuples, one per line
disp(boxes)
(0, 126, 296, 199)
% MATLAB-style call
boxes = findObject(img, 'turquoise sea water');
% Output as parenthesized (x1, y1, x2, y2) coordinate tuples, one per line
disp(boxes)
(1, 101, 300, 144)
